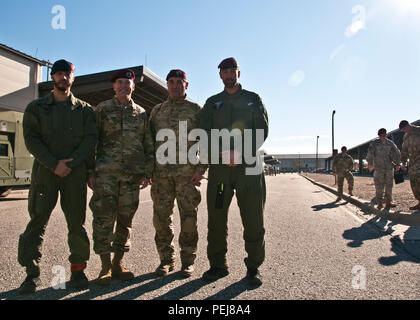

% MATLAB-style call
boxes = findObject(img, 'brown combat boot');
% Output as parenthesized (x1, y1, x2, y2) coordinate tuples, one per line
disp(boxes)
(180, 264, 194, 278)
(96, 254, 112, 286)
(385, 200, 397, 209)
(409, 202, 420, 211)
(155, 262, 175, 276)
(111, 251, 134, 281)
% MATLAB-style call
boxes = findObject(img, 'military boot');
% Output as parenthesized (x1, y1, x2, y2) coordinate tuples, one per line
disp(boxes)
(155, 262, 175, 276)
(180, 264, 194, 278)
(376, 197, 383, 210)
(18, 275, 39, 295)
(202, 267, 229, 282)
(112, 251, 134, 281)
(69, 264, 89, 289)
(96, 254, 112, 286)
(385, 200, 397, 209)
(246, 269, 262, 287)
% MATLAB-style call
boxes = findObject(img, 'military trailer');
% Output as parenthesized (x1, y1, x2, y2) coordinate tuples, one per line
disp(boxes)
(0, 110, 32, 196)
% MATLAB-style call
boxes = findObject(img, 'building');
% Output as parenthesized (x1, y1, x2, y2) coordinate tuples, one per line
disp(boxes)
(0, 43, 46, 112)
(270, 154, 331, 172)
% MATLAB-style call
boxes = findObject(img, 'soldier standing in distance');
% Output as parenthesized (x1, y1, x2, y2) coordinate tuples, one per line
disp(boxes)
(367, 128, 401, 210)
(399, 120, 420, 211)
(89, 69, 154, 285)
(18, 59, 97, 294)
(333, 146, 354, 201)
(200, 57, 269, 286)
(149, 69, 206, 278)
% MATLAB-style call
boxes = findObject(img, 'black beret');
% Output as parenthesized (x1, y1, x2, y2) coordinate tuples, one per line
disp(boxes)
(110, 69, 135, 83)
(218, 57, 238, 69)
(51, 59, 75, 75)
(166, 69, 187, 81)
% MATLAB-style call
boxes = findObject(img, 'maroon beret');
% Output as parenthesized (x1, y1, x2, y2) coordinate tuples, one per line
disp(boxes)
(166, 69, 187, 81)
(218, 57, 238, 69)
(110, 69, 135, 83)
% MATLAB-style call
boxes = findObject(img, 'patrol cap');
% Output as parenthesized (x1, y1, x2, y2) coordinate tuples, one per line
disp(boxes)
(378, 128, 387, 135)
(110, 69, 135, 83)
(218, 57, 239, 69)
(399, 120, 409, 130)
(51, 59, 75, 75)
(166, 69, 187, 81)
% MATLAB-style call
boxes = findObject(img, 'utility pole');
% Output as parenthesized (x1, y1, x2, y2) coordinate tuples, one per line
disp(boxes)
(316, 135, 319, 171)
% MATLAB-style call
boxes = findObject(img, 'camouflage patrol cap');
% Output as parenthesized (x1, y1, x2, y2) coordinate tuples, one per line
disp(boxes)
(51, 59, 75, 75)
(166, 69, 187, 81)
(218, 57, 238, 69)
(110, 68, 135, 83)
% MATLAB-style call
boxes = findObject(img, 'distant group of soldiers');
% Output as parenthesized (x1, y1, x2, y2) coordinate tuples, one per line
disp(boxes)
(332, 126, 420, 210)
(17, 57, 269, 295)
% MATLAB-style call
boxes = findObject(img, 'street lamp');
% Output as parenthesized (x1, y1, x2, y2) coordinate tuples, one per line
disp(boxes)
(332, 110, 336, 156)
(316, 135, 319, 170)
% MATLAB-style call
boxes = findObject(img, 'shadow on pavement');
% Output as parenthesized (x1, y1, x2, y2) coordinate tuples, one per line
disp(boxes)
(311, 201, 348, 211)
(342, 217, 420, 265)
(204, 278, 258, 300)
(153, 278, 208, 300)
(342, 217, 390, 248)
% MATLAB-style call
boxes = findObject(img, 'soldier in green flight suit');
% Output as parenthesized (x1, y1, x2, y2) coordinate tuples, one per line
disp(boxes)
(18, 59, 98, 294)
(200, 57, 269, 286)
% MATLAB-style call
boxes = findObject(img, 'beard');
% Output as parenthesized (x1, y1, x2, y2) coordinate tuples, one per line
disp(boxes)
(53, 79, 71, 92)
(223, 78, 237, 88)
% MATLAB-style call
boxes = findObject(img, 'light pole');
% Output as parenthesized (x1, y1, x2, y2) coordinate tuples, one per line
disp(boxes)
(332, 110, 336, 156)
(316, 135, 319, 170)
(332, 110, 336, 184)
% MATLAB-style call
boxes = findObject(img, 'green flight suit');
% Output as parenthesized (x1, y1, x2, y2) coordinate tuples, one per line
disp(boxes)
(18, 92, 97, 277)
(200, 84, 269, 271)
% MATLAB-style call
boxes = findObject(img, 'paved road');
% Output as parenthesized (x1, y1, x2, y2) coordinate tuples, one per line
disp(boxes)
(0, 174, 419, 300)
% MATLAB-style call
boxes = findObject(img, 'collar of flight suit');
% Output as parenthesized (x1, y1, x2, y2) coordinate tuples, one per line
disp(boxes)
(223, 83, 243, 98)
(46, 91, 82, 110)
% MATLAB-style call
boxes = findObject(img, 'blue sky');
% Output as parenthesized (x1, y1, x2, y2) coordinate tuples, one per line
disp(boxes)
(1, 0, 419, 154)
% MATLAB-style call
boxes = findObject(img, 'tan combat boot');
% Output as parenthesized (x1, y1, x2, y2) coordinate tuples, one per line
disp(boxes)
(111, 251, 134, 281)
(180, 264, 194, 278)
(96, 254, 112, 286)
(155, 262, 175, 276)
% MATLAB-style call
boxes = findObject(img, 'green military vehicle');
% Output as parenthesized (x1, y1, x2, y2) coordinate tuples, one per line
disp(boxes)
(0, 110, 32, 197)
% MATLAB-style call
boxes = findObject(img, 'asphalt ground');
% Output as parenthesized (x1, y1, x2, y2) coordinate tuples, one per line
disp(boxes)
(0, 173, 419, 301)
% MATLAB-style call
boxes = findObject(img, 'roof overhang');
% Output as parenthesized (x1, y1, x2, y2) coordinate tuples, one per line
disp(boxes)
(38, 66, 168, 114)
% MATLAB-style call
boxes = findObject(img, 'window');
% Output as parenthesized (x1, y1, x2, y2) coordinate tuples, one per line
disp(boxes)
(0, 144, 8, 157)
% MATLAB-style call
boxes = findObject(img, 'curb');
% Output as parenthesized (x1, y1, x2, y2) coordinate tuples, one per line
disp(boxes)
(300, 174, 420, 229)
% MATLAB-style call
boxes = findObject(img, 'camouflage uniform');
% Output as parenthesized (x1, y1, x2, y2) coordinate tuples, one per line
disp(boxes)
(366, 138, 401, 204)
(149, 95, 205, 267)
(89, 97, 154, 254)
(401, 125, 420, 202)
(333, 153, 354, 197)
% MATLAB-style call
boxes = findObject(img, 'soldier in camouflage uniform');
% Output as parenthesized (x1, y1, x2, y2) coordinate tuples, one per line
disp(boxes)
(333, 146, 354, 201)
(366, 128, 401, 210)
(18, 60, 97, 294)
(399, 120, 420, 211)
(89, 69, 154, 285)
(150, 69, 206, 278)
